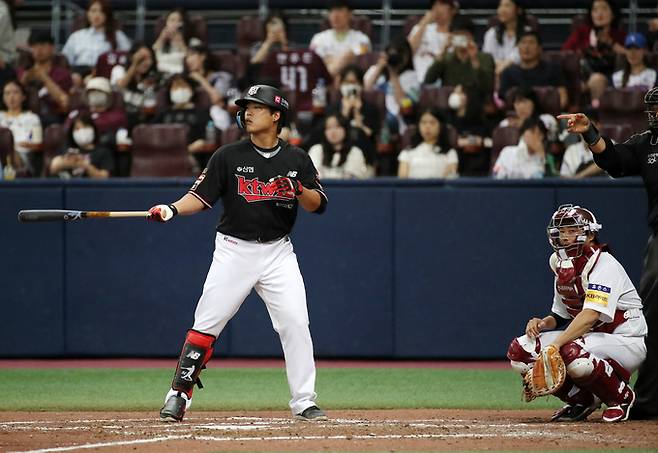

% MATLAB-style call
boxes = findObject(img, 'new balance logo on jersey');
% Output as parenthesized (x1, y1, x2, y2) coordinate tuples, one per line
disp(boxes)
(286, 171, 298, 177)
(186, 351, 201, 360)
(236, 175, 295, 202)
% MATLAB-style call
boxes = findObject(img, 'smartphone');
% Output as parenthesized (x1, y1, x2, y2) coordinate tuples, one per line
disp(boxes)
(452, 35, 468, 49)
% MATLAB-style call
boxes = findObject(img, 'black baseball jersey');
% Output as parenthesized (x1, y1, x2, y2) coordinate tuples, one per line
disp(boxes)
(188, 139, 328, 242)
(593, 131, 658, 230)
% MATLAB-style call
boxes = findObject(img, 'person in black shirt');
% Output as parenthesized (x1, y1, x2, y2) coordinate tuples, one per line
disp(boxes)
(558, 87, 658, 420)
(147, 84, 328, 423)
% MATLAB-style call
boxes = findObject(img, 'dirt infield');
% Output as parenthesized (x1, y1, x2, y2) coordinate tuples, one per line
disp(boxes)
(1, 409, 657, 452)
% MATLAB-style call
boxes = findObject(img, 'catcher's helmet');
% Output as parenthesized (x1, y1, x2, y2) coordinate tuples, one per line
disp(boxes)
(547, 204, 602, 259)
(235, 85, 289, 130)
(644, 87, 658, 132)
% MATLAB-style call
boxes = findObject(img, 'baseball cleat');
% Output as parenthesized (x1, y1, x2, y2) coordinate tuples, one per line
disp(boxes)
(160, 394, 187, 422)
(295, 405, 327, 421)
(602, 388, 635, 422)
(551, 397, 601, 422)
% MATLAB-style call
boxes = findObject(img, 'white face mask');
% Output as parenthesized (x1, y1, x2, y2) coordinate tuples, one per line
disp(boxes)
(73, 127, 94, 147)
(170, 88, 193, 104)
(88, 91, 109, 108)
(340, 83, 361, 98)
(448, 92, 464, 110)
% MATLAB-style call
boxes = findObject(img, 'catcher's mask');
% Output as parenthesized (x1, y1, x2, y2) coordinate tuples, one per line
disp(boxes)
(644, 87, 658, 132)
(547, 204, 602, 259)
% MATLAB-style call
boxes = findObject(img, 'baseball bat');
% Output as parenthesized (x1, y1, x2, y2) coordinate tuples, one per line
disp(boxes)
(18, 209, 150, 223)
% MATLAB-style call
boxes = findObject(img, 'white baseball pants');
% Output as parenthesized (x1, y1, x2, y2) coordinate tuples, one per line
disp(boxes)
(192, 233, 318, 415)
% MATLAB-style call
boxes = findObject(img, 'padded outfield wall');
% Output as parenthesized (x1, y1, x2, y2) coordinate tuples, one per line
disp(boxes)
(0, 178, 648, 359)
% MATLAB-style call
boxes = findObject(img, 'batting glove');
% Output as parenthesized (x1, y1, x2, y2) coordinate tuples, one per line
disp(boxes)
(148, 204, 178, 222)
(270, 175, 303, 198)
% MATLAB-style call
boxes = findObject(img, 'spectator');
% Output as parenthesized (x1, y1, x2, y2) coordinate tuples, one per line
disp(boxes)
(62, 0, 131, 78)
(407, 0, 459, 84)
(18, 31, 73, 127)
(309, 0, 372, 78)
(398, 107, 458, 179)
(153, 73, 211, 168)
(152, 8, 192, 76)
(111, 43, 160, 127)
(612, 33, 657, 90)
(0, 79, 43, 176)
(250, 12, 290, 66)
(482, 0, 528, 76)
(308, 112, 368, 179)
(498, 31, 568, 110)
(560, 108, 604, 178)
(0, 0, 17, 68)
(49, 112, 113, 179)
(562, 0, 625, 108)
(364, 36, 419, 135)
(493, 116, 550, 179)
(184, 43, 233, 132)
(498, 87, 559, 142)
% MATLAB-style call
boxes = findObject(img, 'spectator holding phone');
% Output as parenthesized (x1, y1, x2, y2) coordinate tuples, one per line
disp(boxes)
(152, 8, 192, 75)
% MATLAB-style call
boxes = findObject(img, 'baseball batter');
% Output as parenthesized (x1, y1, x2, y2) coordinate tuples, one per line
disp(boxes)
(147, 85, 329, 422)
(507, 205, 647, 422)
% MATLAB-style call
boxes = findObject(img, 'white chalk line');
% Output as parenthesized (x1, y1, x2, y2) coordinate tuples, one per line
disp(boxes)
(8, 435, 192, 453)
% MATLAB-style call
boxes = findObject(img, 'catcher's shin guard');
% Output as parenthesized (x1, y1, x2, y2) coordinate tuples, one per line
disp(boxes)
(171, 329, 216, 398)
(552, 376, 597, 407)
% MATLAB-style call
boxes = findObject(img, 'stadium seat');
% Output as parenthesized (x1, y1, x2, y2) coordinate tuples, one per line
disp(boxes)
(221, 124, 244, 145)
(209, 50, 245, 79)
(43, 124, 67, 176)
(600, 123, 633, 144)
(320, 15, 374, 42)
(236, 15, 264, 53)
(0, 127, 14, 166)
(490, 125, 520, 170)
(131, 124, 192, 177)
(361, 89, 386, 115)
(418, 85, 453, 112)
(154, 13, 208, 44)
(543, 50, 581, 111)
(599, 88, 647, 133)
(403, 15, 422, 37)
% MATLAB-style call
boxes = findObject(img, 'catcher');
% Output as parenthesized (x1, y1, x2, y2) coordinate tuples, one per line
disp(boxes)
(507, 204, 647, 422)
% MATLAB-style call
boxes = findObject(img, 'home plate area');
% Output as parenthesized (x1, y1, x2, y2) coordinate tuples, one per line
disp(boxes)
(1, 409, 657, 452)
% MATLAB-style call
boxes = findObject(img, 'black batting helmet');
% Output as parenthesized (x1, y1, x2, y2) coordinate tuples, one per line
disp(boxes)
(235, 85, 289, 130)
(644, 87, 658, 132)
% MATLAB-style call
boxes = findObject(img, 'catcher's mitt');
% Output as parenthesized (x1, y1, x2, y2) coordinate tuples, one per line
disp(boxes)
(522, 344, 566, 402)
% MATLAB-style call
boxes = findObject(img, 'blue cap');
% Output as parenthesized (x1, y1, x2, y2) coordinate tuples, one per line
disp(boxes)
(624, 32, 647, 49)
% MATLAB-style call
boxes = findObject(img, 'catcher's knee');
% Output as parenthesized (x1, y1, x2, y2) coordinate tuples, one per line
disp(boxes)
(507, 336, 539, 374)
(560, 341, 594, 380)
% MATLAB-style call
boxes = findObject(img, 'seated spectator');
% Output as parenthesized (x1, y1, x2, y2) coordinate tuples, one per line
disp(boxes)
(62, 0, 131, 81)
(612, 33, 657, 90)
(49, 112, 113, 178)
(560, 109, 604, 178)
(562, 0, 625, 108)
(250, 12, 289, 66)
(153, 73, 211, 168)
(498, 31, 568, 110)
(308, 113, 368, 179)
(364, 36, 419, 135)
(184, 43, 234, 132)
(0, 0, 17, 68)
(152, 8, 192, 76)
(498, 87, 559, 142)
(309, 0, 371, 78)
(0, 79, 43, 176)
(482, 0, 528, 77)
(398, 107, 458, 179)
(18, 31, 73, 127)
(493, 116, 550, 179)
(111, 43, 161, 126)
(407, 0, 459, 84)
(425, 17, 495, 102)
(445, 85, 493, 176)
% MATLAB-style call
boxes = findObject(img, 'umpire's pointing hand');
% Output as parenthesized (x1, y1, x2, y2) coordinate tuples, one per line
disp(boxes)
(557, 113, 591, 134)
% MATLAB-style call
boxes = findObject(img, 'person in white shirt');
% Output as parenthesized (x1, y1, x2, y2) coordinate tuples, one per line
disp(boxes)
(62, 0, 131, 73)
(493, 116, 547, 179)
(308, 113, 368, 179)
(0, 0, 17, 67)
(612, 33, 657, 90)
(482, 0, 528, 76)
(560, 109, 604, 178)
(398, 107, 458, 179)
(152, 8, 192, 76)
(0, 79, 43, 176)
(309, 0, 371, 77)
(407, 0, 459, 84)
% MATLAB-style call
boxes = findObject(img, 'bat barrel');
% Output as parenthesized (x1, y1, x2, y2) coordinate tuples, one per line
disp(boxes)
(18, 210, 84, 222)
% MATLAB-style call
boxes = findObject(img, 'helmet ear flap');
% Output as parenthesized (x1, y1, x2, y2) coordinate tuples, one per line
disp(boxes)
(236, 109, 246, 130)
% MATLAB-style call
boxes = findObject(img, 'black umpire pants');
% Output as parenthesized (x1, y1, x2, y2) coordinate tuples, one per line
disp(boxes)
(634, 232, 658, 418)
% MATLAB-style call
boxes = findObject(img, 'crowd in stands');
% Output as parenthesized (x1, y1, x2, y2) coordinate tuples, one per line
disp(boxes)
(0, 0, 657, 180)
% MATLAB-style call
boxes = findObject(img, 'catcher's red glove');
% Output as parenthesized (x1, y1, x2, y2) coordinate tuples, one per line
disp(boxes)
(270, 175, 303, 197)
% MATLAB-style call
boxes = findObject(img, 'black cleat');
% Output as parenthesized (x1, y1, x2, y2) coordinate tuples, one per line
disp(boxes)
(551, 397, 601, 422)
(160, 394, 187, 422)
(295, 405, 328, 421)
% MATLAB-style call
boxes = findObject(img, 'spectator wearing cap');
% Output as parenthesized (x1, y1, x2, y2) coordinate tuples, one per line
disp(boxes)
(498, 31, 568, 110)
(482, 0, 529, 77)
(62, 0, 131, 77)
(309, 0, 372, 78)
(18, 31, 73, 126)
(407, 0, 459, 84)
(612, 33, 657, 89)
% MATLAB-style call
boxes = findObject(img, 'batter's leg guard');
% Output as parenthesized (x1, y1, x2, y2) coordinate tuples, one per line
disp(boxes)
(170, 329, 216, 399)
(507, 336, 540, 375)
(560, 341, 635, 422)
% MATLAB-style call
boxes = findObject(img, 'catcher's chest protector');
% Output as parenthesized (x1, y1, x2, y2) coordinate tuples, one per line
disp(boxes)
(552, 246, 603, 317)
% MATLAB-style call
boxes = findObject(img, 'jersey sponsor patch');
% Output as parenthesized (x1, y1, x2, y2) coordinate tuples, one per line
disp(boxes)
(236, 175, 295, 202)
(585, 283, 611, 307)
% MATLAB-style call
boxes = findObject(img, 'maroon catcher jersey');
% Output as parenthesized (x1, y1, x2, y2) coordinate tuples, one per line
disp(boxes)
(260, 49, 331, 112)
(188, 139, 327, 242)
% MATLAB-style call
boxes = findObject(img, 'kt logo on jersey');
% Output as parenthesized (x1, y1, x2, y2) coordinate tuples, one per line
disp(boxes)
(236, 175, 294, 202)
